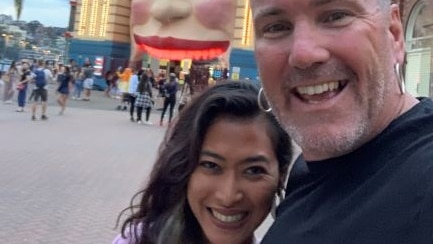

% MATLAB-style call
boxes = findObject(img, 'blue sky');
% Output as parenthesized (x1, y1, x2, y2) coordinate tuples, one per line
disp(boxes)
(0, 0, 70, 27)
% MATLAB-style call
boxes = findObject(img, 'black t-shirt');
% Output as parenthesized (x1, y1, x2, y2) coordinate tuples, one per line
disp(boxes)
(262, 98, 433, 244)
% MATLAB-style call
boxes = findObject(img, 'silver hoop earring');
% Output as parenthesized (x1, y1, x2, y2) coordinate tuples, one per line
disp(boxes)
(394, 63, 406, 95)
(258, 88, 272, 113)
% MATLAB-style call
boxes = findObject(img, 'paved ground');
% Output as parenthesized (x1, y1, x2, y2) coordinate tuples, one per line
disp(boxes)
(0, 86, 279, 243)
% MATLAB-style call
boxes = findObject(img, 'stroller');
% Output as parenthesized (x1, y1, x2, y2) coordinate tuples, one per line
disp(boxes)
(116, 92, 129, 111)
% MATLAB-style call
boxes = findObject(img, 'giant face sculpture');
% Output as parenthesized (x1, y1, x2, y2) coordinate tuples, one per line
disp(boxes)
(130, 0, 236, 61)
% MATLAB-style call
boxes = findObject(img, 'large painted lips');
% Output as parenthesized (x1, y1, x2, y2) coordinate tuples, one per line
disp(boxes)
(134, 35, 230, 60)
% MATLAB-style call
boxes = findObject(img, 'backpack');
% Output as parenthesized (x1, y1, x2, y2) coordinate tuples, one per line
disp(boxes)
(34, 69, 46, 88)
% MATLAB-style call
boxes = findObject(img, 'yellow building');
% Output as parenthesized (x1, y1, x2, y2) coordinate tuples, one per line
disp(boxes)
(68, 0, 256, 78)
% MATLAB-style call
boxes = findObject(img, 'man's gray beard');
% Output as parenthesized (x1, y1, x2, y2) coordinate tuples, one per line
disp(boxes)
(274, 69, 388, 160)
(283, 119, 368, 160)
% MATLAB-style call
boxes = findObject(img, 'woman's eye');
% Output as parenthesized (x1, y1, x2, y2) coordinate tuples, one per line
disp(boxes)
(199, 161, 220, 172)
(245, 166, 267, 176)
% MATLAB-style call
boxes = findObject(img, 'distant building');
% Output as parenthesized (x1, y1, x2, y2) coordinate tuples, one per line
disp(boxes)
(67, 0, 255, 71)
(0, 14, 13, 24)
(67, 0, 131, 70)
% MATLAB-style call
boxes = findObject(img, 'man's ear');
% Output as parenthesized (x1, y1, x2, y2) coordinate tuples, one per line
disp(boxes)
(389, 4, 406, 64)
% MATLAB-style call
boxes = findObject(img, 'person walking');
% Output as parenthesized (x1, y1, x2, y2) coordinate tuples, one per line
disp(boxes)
(127, 68, 139, 122)
(159, 73, 178, 126)
(72, 67, 84, 100)
(82, 61, 94, 101)
(15, 62, 32, 112)
(178, 74, 193, 112)
(31, 59, 50, 120)
(56, 66, 73, 115)
(3, 61, 18, 104)
(135, 73, 153, 124)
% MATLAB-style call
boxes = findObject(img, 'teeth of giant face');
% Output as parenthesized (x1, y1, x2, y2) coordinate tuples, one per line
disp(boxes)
(211, 210, 244, 223)
(296, 81, 340, 95)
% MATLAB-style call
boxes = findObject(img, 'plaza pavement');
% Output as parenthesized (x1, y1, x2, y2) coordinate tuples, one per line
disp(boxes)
(0, 86, 277, 243)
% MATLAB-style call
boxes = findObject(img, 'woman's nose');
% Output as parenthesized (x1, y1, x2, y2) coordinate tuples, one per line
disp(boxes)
(215, 174, 244, 207)
(150, 0, 192, 24)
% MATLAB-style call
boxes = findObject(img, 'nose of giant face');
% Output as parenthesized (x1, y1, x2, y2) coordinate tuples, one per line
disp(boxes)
(151, 0, 192, 24)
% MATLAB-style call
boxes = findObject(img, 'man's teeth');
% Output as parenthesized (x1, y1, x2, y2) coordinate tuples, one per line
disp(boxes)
(212, 210, 244, 223)
(296, 81, 340, 95)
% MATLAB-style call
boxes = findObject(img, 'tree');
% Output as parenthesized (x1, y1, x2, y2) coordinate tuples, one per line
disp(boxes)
(14, 0, 23, 20)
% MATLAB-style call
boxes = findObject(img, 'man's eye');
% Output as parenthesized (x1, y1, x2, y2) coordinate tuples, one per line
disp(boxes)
(262, 23, 292, 38)
(245, 166, 267, 175)
(323, 12, 351, 23)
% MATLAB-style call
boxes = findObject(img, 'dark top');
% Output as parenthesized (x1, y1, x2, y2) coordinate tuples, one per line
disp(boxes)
(57, 74, 72, 94)
(262, 98, 433, 244)
(164, 80, 178, 99)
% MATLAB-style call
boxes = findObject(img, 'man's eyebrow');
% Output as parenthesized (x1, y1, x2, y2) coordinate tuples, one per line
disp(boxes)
(311, 0, 355, 7)
(253, 7, 285, 20)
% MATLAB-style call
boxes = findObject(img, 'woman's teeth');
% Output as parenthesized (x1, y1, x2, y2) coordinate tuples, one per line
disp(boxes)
(211, 210, 245, 223)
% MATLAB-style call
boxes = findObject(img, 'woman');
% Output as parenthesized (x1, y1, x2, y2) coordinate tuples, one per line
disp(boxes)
(16, 62, 32, 112)
(178, 74, 193, 112)
(82, 62, 94, 101)
(159, 73, 178, 126)
(57, 66, 73, 115)
(72, 67, 84, 100)
(114, 81, 293, 244)
(135, 73, 153, 124)
(3, 61, 18, 104)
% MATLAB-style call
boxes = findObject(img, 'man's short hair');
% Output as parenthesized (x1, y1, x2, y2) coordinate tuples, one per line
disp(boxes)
(38, 59, 44, 66)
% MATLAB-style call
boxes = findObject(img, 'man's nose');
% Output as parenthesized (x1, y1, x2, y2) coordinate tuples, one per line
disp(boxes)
(288, 24, 330, 70)
(215, 174, 244, 207)
(151, 0, 192, 24)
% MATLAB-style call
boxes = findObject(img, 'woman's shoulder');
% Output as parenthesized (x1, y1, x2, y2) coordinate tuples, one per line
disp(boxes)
(112, 224, 141, 244)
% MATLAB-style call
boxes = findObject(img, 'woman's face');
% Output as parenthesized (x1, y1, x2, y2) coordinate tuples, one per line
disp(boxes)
(187, 116, 280, 244)
(130, 0, 236, 60)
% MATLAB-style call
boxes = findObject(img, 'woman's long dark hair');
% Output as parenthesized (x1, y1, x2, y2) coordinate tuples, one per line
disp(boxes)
(117, 81, 292, 244)
(137, 73, 151, 95)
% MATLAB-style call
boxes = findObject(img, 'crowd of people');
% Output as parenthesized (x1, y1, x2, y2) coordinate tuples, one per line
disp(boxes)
(0, 57, 198, 125)
(0, 58, 96, 119)
(111, 66, 195, 126)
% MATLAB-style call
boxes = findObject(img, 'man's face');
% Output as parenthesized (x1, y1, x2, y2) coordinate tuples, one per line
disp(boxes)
(131, 0, 236, 60)
(252, 0, 405, 160)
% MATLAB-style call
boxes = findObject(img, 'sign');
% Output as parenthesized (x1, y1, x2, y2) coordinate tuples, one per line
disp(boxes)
(93, 56, 104, 76)
(231, 66, 240, 80)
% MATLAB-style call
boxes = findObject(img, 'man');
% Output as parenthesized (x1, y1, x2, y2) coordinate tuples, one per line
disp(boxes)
(251, 0, 433, 243)
(31, 60, 52, 121)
